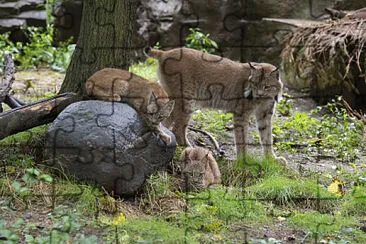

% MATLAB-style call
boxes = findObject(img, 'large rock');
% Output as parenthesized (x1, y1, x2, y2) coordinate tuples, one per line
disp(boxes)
(44, 100, 176, 196)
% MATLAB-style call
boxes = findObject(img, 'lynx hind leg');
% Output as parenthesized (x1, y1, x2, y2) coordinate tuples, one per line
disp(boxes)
(206, 152, 221, 184)
(169, 99, 194, 146)
(110, 78, 129, 101)
(255, 100, 287, 165)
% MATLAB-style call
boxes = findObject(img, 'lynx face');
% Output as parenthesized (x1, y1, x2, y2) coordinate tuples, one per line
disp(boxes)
(179, 147, 221, 190)
(182, 162, 206, 190)
(245, 63, 283, 102)
(145, 95, 175, 126)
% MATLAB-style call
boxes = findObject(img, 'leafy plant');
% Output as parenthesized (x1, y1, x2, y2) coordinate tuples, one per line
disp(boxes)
(129, 58, 158, 81)
(274, 97, 364, 161)
(192, 109, 232, 140)
(185, 28, 219, 53)
(276, 95, 293, 116)
(0, 26, 74, 72)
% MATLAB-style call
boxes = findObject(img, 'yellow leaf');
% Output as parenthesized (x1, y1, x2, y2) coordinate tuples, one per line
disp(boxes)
(328, 182, 342, 196)
(278, 216, 286, 221)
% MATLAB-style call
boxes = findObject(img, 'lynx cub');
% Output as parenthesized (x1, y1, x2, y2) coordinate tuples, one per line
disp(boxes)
(148, 47, 284, 161)
(85, 68, 175, 144)
(180, 147, 221, 190)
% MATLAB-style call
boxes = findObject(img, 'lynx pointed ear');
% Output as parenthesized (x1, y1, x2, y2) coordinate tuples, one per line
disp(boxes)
(164, 100, 175, 114)
(248, 62, 256, 69)
(270, 66, 279, 74)
(147, 93, 158, 113)
(149, 92, 157, 103)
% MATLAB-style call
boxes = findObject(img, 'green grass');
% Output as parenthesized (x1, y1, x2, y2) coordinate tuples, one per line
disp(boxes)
(288, 211, 366, 242)
(129, 58, 158, 81)
(118, 217, 197, 243)
(342, 185, 366, 216)
(247, 175, 340, 211)
(220, 154, 292, 187)
(191, 109, 233, 140)
(184, 187, 266, 223)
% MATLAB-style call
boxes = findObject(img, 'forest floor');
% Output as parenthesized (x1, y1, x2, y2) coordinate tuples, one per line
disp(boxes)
(0, 67, 365, 243)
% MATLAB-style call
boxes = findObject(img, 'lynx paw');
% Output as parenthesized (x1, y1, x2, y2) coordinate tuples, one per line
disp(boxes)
(160, 133, 171, 145)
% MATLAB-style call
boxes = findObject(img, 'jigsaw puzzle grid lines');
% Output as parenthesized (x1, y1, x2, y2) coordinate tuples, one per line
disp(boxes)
(1, 0, 364, 242)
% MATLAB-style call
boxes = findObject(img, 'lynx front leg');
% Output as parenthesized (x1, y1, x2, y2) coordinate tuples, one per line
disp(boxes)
(255, 100, 276, 157)
(233, 113, 250, 157)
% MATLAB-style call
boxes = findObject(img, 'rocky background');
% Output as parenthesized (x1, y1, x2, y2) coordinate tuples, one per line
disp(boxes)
(1, 0, 365, 65)
(0, 0, 46, 42)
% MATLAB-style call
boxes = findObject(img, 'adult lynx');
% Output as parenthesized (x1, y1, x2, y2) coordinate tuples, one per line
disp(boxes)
(85, 68, 175, 144)
(148, 47, 284, 160)
(180, 147, 221, 190)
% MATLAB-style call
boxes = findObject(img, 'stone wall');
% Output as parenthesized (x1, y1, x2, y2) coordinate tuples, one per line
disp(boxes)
(2, 0, 366, 65)
(0, 0, 47, 42)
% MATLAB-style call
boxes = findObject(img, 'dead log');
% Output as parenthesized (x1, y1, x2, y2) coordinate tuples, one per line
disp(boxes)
(0, 93, 81, 140)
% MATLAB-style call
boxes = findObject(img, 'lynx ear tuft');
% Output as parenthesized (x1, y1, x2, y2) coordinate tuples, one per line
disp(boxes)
(248, 62, 256, 69)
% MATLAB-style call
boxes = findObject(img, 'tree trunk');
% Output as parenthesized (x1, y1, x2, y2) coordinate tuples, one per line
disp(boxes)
(59, 0, 138, 95)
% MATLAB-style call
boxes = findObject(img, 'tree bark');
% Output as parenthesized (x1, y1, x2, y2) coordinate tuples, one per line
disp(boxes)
(59, 0, 138, 95)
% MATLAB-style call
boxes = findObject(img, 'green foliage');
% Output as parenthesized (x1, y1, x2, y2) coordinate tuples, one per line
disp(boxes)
(192, 109, 233, 140)
(274, 97, 364, 161)
(288, 211, 366, 242)
(276, 95, 293, 116)
(129, 57, 158, 81)
(11, 167, 53, 197)
(184, 187, 266, 223)
(185, 28, 219, 53)
(342, 185, 366, 216)
(0, 26, 75, 72)
(143, 171, 175, 203)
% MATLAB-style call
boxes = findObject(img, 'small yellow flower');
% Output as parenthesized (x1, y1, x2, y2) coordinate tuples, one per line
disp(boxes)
(277, 216, 286, 222)
(98, 212, 126, 226)
(327, 177, 344, 197)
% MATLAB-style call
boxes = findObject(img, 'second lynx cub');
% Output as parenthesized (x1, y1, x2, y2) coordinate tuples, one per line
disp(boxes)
(180, 147, 221, 190)
(148, 47, 284, 160)
(85, 68, 175, 144)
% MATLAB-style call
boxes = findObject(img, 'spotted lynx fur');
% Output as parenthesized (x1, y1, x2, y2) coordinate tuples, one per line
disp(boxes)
(85, 68, 175, 144)
(148, 47, 285, 162)
(180, 147, 221, 190)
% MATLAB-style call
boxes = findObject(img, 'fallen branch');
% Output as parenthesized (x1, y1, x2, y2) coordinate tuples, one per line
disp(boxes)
(188, 126, 223, 155)
(342, 98, 366, 124)
(0, 93, 81, 140)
